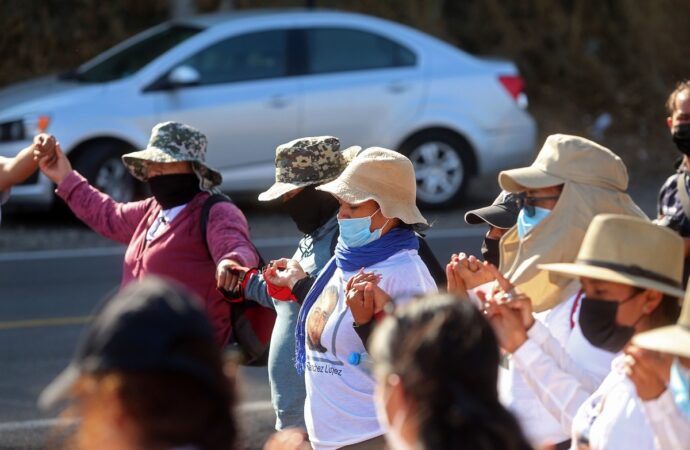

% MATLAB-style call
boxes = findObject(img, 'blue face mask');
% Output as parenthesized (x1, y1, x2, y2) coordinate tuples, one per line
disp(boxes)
(517, 206, 551, 239)
(670, 357, 690, 421)
(338, 209, 388, 248)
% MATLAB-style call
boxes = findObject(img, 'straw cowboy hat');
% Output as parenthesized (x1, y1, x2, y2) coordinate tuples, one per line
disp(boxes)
(539, 214, 686, 298)
(317, 147, 428, 230)
(122, 121, 222, 191)
(258, 136, 361, 202)
(499, 134, 629, 193)
(633, 280, 690, 358)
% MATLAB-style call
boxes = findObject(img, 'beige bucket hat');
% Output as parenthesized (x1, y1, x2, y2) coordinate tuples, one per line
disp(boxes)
(122, 122, 222, 191)
(258, 136, 361, 201)
(633, 279, 690, 358)
(499, 134, 629, 193)
(317, 147, 428, 230)
(539, 214, 685, 298)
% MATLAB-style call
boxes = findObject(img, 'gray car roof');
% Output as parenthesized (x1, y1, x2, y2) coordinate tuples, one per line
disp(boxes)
(174, 8, 340, 28)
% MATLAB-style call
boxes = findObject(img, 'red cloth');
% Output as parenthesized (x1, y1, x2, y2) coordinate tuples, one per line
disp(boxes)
(57, 171, 259, 345)
(263, 268, 297, 302)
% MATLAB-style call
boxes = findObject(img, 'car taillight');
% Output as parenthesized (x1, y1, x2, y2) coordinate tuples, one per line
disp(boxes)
(499, 75, 528, 108)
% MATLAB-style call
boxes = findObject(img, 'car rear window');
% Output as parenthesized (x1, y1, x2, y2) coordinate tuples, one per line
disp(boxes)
(76, 25, 202, 83)
(306, 27, 416, 75)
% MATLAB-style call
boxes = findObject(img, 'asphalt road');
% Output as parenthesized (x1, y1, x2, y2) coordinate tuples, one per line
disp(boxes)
(0, 227, 484, 450)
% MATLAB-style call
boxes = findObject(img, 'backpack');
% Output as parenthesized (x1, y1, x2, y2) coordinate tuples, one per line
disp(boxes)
(201, 194, 275, 367)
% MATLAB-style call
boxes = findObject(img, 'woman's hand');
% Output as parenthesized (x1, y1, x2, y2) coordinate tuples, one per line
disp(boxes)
(624, 346, 671, 401)
(484, 262, 535, 330)
(446, 254, 469, 297)
(34, 138, 71, 184)
(263, 258, 307, 289)
(477, 264, 535, 353)
(263, 428, 310, 450)
(345, 270, 387, 325)
(482, 297, 528, 353)
(446, 253, 496, 296)
(216, 259, 247, 292)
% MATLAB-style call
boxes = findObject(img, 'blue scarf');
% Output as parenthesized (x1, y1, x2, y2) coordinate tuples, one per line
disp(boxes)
(295, 227, 419, 374)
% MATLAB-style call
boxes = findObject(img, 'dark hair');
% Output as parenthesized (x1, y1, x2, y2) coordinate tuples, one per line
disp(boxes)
(67, 337, 237, 450)
(646, 292, 681, 329)
(666, 80, 690, 115)
(371, 294, 531, 450)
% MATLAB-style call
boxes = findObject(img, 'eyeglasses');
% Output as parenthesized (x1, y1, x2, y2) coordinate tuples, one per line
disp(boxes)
(516, 193, 561, 217)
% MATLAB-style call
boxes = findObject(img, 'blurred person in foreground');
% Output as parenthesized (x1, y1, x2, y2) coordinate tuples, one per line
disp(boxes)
(484, 214, 683, 449)
(627, 278, 690, 449)
(264, 148, 437, 449)
(369, 294, 532, 450)
(656, 80, 690, 282)
(40, 276, 237, 450)
(224, 136, 359, 430)
(34, 122, 258, 345)
(446, 134, 646, 449)
(0, 133, 56, 223)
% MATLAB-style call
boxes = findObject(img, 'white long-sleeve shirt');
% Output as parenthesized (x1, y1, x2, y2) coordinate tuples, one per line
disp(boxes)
(569, 356, 661, 449)
(499, 292, 615, 446)
(512, 322, 671, 450)
(641, 389, 690, 450)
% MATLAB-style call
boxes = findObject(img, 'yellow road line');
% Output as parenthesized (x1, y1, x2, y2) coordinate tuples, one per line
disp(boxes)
(0, 316, 93, 330)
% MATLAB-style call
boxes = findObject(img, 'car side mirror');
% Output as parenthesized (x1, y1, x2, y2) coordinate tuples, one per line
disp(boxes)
(166, 65, 201, 88)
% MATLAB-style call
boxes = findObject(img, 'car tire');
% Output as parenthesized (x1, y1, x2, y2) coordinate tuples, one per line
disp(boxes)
(400, 130, 475, 209)
(72, 142, 140, 203)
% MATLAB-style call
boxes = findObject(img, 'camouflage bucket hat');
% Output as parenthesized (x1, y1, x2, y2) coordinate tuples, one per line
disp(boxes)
(122, 122, 222, 191)
(258, 136, 361, 202)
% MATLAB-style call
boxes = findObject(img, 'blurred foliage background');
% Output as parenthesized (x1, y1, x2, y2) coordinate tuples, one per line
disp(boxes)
(2, 0, 690, 173)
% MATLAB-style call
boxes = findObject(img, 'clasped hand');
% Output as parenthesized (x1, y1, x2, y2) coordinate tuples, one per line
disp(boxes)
(344, 269, 391, 326)
(476, 263, 535, 353)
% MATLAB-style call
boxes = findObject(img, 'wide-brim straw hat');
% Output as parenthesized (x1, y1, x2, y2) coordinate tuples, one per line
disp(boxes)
(317, 147, 428, 230)
(633, 279, 690, 358)
(499, 134, 629, 193)
(539, 214, 685, 298)
(122, 121, 222, 191)
(258, 136, 361, 201)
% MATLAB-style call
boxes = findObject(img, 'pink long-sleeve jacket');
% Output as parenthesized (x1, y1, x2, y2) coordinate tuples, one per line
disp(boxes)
(57, 171, 258, 344)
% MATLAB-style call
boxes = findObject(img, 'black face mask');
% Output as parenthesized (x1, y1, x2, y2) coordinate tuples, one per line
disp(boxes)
(147, 173, 200, 209)
(283, 186, 339, 235)
(578, 294, 642, 353)
(672, 123, 690, 156)
(481, 237, 500, 267)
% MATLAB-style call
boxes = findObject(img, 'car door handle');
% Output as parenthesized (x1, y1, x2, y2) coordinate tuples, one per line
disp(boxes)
(387, 81, 409, 94)
(269, 94, 290, 108)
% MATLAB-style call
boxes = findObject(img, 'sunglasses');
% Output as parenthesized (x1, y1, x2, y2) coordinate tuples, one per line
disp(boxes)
(516, 193, 561, 217)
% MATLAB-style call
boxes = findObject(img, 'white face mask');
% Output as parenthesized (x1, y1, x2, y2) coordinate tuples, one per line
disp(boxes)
(374, 375, 412, 450)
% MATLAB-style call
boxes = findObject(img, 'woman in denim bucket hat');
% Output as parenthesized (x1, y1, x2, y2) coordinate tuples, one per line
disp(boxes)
(34, 122, 258, 345)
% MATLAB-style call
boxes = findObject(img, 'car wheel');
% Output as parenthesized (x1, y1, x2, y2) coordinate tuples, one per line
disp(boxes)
(401, 131, 474, 209)
(73, 142, 138, 203)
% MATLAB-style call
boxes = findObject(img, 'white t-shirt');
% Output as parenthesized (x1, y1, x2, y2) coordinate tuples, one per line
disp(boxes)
(303, 249, 437, 450)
